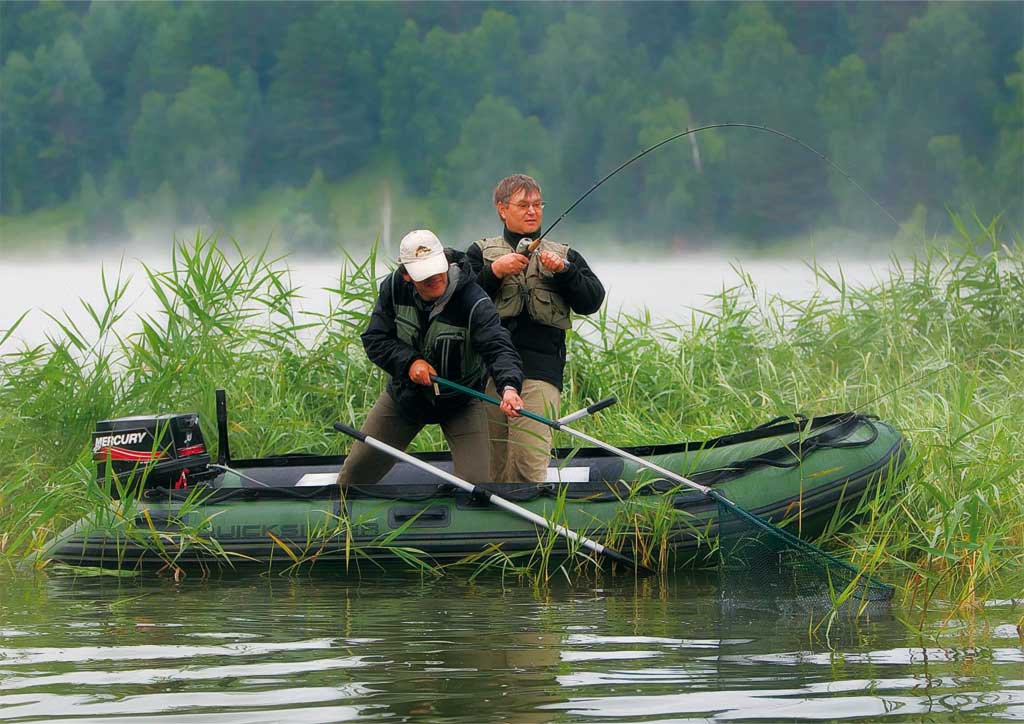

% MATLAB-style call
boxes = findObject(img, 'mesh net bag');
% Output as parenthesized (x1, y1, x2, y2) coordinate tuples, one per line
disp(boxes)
(714, 492, 893, 612)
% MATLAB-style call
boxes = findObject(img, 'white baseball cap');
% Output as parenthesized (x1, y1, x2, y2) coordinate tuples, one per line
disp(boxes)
(398, 229, 449, 281)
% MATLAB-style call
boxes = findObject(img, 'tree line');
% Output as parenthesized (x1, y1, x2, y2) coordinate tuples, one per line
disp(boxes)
(1, 1, 1021, 248)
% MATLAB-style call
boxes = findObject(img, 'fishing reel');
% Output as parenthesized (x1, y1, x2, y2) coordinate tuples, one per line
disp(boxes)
(515, 237, 536, 256)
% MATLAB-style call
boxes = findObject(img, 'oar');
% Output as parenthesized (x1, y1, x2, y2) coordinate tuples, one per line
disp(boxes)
(430, 375, 894, 602)
(556, 395, 618, 424)
(332, 422, 647, 572)
(430, 375, 711, 495)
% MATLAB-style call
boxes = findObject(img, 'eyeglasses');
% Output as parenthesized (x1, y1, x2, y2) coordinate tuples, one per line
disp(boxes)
(507, 200, 545, 211)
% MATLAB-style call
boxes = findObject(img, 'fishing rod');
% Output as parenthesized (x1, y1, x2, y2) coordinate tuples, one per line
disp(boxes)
(525, 123, 1005, 418)
(522, 123, 993, 417)
(528, 122, 899, 252)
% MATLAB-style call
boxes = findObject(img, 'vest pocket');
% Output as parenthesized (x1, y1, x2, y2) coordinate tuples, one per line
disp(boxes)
(433, 332, 465, 383)
(496, 280, 526, 318)
(528, 288, 571, 330)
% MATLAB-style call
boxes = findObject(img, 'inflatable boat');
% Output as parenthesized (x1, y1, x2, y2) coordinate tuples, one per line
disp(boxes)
(39, 391, 906, 572)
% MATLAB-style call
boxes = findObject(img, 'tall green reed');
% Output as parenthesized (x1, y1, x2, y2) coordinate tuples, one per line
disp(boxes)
(1, 222, 1021, 612)
(568, 216, 1023, 611)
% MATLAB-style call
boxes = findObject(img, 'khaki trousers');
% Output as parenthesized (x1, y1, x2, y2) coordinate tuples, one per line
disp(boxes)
(485, 378, 560, 483)
(336, 391, 490, 487)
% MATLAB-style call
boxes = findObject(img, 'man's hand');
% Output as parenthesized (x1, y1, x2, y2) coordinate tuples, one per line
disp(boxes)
(408, 359, 437, 385)
(500, 387, 524, 417)
(491, 253, 529, 278)
(538, 250, 567, 273)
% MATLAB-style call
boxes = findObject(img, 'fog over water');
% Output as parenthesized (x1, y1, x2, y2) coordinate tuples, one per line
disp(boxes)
(0, 252, 891, 353)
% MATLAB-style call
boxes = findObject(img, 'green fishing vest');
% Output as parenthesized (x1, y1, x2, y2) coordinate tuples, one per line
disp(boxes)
(391, 275, 486, 394)
(475, 237, 572, 330)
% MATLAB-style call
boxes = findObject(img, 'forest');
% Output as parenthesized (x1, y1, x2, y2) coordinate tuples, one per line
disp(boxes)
(1, 1, 1021, 249)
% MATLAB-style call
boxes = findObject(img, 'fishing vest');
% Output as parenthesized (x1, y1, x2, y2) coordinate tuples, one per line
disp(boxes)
(475, 237, 572, 330)
(390, 274, 486, 396)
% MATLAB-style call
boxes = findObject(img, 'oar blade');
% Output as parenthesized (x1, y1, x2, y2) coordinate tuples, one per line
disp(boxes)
(601, 546, 656, 575)
(331, 417, 641, 572)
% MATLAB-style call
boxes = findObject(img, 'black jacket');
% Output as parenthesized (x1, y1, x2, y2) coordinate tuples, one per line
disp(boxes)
(361, 250, 523, 424)
(466, 232, 605, 390)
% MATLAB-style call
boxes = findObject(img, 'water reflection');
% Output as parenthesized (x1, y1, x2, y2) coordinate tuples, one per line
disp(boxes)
(0, 570, 1020, 722)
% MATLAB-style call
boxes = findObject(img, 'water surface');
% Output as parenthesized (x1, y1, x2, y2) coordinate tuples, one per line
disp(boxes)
(1, 570, 1020, 722)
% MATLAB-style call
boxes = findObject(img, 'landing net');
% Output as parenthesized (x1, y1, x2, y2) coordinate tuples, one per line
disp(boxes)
(714, 492, 894, 611)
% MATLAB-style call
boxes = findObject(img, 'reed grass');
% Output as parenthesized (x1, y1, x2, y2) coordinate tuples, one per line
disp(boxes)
(1, 220, 1021, 616)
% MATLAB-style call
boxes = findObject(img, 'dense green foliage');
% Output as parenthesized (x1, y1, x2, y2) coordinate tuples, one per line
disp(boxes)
(1, 1, 1021, 246)
(0, 221, 1021, 613)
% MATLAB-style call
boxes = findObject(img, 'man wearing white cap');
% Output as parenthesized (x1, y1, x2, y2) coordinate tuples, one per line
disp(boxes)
(337, 230, 525, 487)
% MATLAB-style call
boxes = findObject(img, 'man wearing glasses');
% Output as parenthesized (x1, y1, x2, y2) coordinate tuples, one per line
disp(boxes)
(467, 174, 606, 483)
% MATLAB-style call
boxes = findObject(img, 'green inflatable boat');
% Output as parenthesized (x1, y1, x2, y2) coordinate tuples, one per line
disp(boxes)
(39, 392, 907, 573)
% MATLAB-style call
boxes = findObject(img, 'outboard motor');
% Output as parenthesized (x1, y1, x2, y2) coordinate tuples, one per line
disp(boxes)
(93, 413, 214, 497)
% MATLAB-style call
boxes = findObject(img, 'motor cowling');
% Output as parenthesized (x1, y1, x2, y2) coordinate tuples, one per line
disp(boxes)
(93, 413, 213, 497)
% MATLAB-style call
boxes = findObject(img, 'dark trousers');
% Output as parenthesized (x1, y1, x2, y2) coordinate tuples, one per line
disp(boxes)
(336, 391, 490, 486)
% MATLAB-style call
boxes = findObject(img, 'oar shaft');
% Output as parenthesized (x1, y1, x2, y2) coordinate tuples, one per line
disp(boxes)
(555, 423, 713, 495)
(332, 423, 631, 566)
(558, 396, 617, 425)
(428, 377, 894, 601)
(431, 377, 712, 495)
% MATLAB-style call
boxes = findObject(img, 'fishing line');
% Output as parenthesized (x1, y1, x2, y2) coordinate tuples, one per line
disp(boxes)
(208, 463, 273, 488)
(537, 122, 900, 243)
(531, 122, 987, 414)
(851, 345, 1012, 414)
(529, 124, 1003, 417)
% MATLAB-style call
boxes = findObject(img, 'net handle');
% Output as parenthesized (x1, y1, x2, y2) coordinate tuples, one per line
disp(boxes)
(431, 375, 894, 598)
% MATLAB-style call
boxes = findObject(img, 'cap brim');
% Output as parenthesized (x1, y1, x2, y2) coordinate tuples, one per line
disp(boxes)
(405, 253, 449, 281)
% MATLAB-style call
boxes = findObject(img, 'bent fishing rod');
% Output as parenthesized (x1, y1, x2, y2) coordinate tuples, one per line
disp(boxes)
(527, 122, 900, 253)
